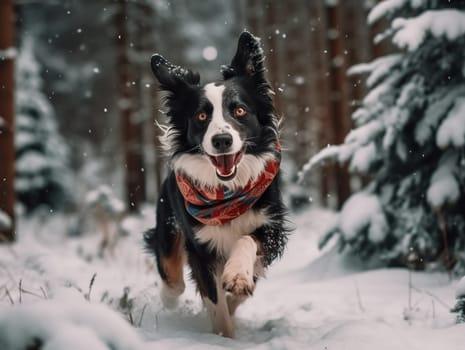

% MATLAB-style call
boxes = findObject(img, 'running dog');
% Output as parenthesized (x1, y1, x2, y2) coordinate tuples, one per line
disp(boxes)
(144, 31, 289, 338)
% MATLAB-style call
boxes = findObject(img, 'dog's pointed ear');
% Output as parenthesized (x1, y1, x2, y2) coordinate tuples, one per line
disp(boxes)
(151, 54, 200, 91)
(222, 31, 265, 80)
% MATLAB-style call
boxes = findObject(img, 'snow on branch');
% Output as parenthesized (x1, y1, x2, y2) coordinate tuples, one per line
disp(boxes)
(427, 150, 460, 208)
(392, 10, 465, 51)
(436, 97, 465, 149)
(414, 87, 465, 146)
(368, 0, 409, 25)
(299, 144, 344, 182)
(302, 119, 384, 180)
(345, 120, 384, 145)
(0, 47, 17, 61)
(0, 210, 12, 231)
(348, 54, 403, 89)
(349, 142, 377, 173)
(338, 192, 388, 243)
(362, 80, 393, 107)
(298, 145, 353, 182)
(85, 185, 125, 215)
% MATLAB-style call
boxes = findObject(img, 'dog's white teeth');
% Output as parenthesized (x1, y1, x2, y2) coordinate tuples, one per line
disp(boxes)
(217, 166, 236, 177)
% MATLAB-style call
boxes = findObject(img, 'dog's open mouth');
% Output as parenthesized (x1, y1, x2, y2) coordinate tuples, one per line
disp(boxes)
(208, 150, 244, 181)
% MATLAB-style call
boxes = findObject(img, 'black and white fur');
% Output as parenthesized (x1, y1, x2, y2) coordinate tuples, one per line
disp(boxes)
(144, 32, 289, 338)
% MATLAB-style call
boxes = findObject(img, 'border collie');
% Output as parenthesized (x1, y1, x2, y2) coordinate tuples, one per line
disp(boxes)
(144, 31, 289, 338)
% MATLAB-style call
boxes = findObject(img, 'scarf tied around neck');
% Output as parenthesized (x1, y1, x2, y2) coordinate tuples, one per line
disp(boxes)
(175, 142, 281, 226)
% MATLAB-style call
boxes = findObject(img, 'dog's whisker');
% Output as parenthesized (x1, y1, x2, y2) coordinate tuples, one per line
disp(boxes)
(185, 145, 201, 153)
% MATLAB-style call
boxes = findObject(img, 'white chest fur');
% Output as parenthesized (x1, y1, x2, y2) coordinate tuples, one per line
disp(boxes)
(195, 209, 268, 257)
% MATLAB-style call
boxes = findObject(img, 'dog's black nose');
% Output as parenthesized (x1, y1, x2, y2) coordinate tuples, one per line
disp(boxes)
(212, 133, 233, 152)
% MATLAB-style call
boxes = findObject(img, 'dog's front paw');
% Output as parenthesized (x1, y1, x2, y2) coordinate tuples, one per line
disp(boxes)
(222, 270, 255, 297)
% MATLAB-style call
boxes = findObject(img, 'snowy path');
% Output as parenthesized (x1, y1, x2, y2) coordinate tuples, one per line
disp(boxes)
(0, 209, 463, 349)
(142, 211, 464, 349)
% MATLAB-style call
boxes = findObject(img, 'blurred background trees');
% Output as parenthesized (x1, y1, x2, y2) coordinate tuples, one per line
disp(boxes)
(2, 0, 463, 274)
(7, 0, 383, 214)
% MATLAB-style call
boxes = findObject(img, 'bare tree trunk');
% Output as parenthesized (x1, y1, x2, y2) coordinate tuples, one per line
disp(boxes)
(0, 0, 16, 242)
(137, 2, 164, 199)
(115, 0, 146, 212)
(309, 0, 336, 207)
(325, 2, 351, 209)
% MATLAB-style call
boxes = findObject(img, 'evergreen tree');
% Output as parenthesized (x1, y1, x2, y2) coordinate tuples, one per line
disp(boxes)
(15, 38, 73, 213)
(304, 0, 465, 273)
(452, 275, 465, 322)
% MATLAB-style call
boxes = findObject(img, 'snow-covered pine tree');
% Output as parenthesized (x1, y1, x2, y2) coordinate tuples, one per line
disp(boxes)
(303, 0, 465, 273)
(451, 276, 465, 322)
(15, 38, 73, 213)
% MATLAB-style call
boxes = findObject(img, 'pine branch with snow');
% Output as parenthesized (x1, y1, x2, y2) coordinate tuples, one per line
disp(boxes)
(304, 0, 465, 273)
(0, 210, 12, 231)
(452, 276, 465, 323)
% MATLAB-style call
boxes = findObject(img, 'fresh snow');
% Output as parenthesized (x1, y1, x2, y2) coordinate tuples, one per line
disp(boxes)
(392, 10, 465, 51)
(0, 47, 17, 60)
(85, 185, 126, 215)
(349, 142, 377, 173)
(15, 151, 49, 173)
(0, 208, 463, 349)
(0, 210, 12, 231)
(299, 144, 342, 180)
(347, 54, 402, 89)
(338, 192, 388, 243)
(427, 151, 460, 208)
(436, 97, 465, 148)
(414, 86, 465, 146)
(367, 0, 408, 25)
(0, 301, 144, 350)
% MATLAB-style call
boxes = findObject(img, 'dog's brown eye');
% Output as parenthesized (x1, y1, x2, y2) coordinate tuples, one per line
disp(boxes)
(234, 107, 247, 117)
(197, 112, 207, 121)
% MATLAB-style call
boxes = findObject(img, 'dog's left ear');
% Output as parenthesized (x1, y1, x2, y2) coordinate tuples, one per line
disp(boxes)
(222, 31, 265, 80)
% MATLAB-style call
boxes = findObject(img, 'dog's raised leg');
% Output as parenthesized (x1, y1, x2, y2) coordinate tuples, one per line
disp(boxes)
(222, 235, 259, 312)
(159, 233, 185, 309)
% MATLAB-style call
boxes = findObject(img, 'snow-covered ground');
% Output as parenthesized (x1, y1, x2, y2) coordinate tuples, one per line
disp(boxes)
(1, 207, 463, 349)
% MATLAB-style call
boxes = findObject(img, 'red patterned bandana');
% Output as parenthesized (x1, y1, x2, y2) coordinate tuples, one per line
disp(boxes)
(176, 142, 281, 226)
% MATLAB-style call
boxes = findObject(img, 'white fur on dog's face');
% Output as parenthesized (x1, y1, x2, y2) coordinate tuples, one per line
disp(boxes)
(171, 80, 277, 189)
(172, 151, 276, 190)
(202, 83, 243, 156)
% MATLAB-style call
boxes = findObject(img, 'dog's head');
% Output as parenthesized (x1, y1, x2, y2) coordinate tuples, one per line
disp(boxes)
(151, 32, 279, 188)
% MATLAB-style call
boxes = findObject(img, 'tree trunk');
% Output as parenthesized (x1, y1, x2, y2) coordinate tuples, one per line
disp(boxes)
(325, 3, 351, 209)
(0, 0, 16, 242)
(136, 2, 163, 199)
(115, 0, 146, 212)
(308, 0, 335, 206)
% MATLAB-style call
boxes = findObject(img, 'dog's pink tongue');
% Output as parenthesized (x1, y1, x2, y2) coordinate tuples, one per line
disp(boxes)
(215, 154, 235, 176)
